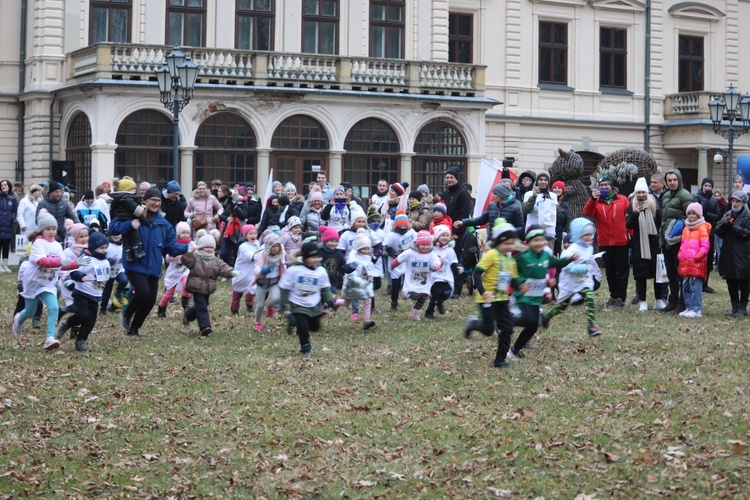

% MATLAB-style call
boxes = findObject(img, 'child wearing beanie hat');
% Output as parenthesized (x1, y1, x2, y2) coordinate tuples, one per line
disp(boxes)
(110, 178, 146, 262)
(279, 240, 336, 357)
(676, 203, 711, 317)
(60, 223, 90, 316)
(230, 224, 260, 316)
(338, 228, 377, 329)
(407, 192, 432, 232)
(318, 225, 346, 295)
(431, 201, 453, 233)
(389, 229, 442, 320)
(181, 229, 237, 336)
(463, 218, 519, 368)
(281, 216, 303, 254)
(384, 209, 416, 311)
(13, 210, 91, 349)
(55, 231, 111, 352)
(156, 221, 194, 318)
(252, 232, 287, 330)
(424, 224, 459, 319)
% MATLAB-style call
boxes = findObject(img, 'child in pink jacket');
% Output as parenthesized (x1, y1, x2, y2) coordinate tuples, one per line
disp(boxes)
(677, 202, 711, 318)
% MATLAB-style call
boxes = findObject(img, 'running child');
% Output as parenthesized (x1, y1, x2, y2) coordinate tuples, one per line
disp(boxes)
(157, 221, 193, 317)
(230, 224, 260, 315)
(389, 229, 441, 320)
(252, 232, 286, 330)
(340, 229, 377, 330)
(424, 225, 460, 319)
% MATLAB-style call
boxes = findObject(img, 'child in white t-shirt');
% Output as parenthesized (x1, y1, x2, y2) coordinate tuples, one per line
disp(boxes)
(389, 230, 442, 320)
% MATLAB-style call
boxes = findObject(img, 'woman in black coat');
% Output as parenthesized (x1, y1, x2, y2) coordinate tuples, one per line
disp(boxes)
(714, 191, 750, 316)
(0, 179, 18, 273)
(625, 186, 663, 311)
(258, 195, 280, 235)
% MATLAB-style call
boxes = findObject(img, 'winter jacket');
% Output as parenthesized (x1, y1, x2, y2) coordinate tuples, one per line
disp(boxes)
(258, 206, 280, 234)
(692, 191, 721, 228)
(300, 201, 324, 235)
(440, 184, 473, 225)
(185, 193, 223, 232)
(182, 251, 235, 295)
(108, 212, 188, 277)
(658, 169, 693, 249)
(289, 194, 306, 215)
(461, 198, 524, 238)
(160, 191, 188, 228)
(625, 204, 662, 280)
(407, 202, 432, 232)
(554, 197, 569, 255)
(677, 221, 711, 280)
(0, 192, 18, 240)
(583, 192, 630, 247)
(715, 206, 750, 279)
(36, 193, 80, 242)
(515, 171, 536, 203)
(245, 196, 262, 225)
(75, 198, 108, 230)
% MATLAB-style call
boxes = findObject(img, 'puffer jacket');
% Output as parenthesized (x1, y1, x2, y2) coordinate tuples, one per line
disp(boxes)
(407, 202, 432, 232)
(300, 201, 324, 235)
(658, 169, 693, 248)
(715, 206, 750, 279)
(182, 251, 235, 295)
(0, 191, 18, 240)
(677, 221, 711, 279)
(461, 199, 523, 238)
(583, 192, 630, 246)
(36, 193, 80, 242)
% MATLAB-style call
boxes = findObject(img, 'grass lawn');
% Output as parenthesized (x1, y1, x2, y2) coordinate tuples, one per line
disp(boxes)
(0, 270, 748, 497)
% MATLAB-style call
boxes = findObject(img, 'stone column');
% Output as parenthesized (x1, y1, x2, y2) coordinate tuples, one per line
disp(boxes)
(697, 146, 709, 189)
(400, 152, 415, 187)
(329, 150, 345, 187)
(90, 144, 118, 188)
(256, 148, 271, 196)
(180, 146, 198, 191)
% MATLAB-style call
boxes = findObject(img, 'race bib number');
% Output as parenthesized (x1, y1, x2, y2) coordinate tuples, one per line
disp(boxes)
(400, 234, 415, 250)
(296, 275, 319, 295)
(83, 213, 97, 225)
(95, 266, 110, 282)
(410, 261, 429, 285)
(524, 278, 547, 297)
(497, 271, 512, 292)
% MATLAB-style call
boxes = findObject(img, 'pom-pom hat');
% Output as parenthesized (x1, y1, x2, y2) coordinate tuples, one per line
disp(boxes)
(633, 177, 649, 193)
(390, 182, 406, 196)
(433, 202, 447, 215)
(176, 221, 191, 237)
(415, 230, 432, 246)
(393, 210, 410, 229)
(195, 229, 216, 250)
(354, 228, 372, 251)
(37, 209, 58, 230)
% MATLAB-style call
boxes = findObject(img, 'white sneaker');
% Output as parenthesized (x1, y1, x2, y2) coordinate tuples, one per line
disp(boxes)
(639, 301, 648, 312)
(507, 349, 516, 359)
(690, 310, 702, 318)
(654, 300, 667, 310)
(680, 310, 696, 318)
(12, 313, 22, 340)
(43, 336, 60, 350)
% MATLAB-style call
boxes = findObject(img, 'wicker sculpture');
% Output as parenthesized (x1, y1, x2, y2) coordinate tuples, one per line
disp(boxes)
(595, 148, 658, 197)
(549, 148, 589, 223)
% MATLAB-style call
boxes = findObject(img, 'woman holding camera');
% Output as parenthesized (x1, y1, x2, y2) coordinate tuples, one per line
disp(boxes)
(583, 175, 631, 308)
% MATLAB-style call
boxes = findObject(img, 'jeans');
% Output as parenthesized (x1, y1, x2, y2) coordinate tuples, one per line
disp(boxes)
(185, 293, 211, 330)
(682, 277, 703, 312)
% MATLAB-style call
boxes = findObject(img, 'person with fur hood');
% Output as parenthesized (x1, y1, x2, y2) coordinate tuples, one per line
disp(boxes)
(181, 228, 237, 336)
(406, 191, 433, 232)
(285, 182, 306, 214)
(300, 186, 325, 236)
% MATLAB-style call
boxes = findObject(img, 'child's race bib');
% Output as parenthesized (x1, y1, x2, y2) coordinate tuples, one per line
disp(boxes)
(497, 271, 512, 292)
(524, 278, 547, 297)
(296, 275, 319, 296)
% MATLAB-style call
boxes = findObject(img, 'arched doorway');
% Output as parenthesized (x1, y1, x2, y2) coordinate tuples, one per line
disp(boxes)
(413, 121, 467, 194)
(270, 115, 328, 195)
(343, 118, 400, 200)
(195, 112, 257, 186)
(65, 112, 92, 192)
(578, 151, 605, 178)
(115, 110, 175, 185)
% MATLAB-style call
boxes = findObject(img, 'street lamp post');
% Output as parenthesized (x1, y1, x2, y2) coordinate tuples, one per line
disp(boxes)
(708, 84, 750, 186)
(155, 47, 199, 182)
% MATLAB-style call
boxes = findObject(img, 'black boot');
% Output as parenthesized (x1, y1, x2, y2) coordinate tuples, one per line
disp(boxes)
(737, 302, 748, 317)
(157, 305, 167, 318)
(424, 301, 436, 320)
(75, 339, 92, 352)
(181, 296, 191, 309)
(725, 302, 739, 316)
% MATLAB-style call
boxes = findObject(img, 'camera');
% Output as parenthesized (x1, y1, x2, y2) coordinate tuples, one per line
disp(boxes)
(714, 153, 723, 165)
(599, 189, 609, 197)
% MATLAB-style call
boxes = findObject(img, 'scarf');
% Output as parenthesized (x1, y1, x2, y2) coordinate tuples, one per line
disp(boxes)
(637, 208, 658, 260)
(684, 216, 705, 230)
(601, 190, 616, 204)
(197, 249, 215, 260)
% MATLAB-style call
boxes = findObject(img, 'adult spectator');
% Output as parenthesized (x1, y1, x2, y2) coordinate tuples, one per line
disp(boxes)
(692, 177, 721, 293)
(17, 184, 42, 238)
(732, 174, 747, 195)
(185, 181, 223, 233)
(245, 183, 262, 225)
(210, 179, 223, 198)
(95, 184, 112, 222)
(286, 182, 306, 214)
(522, 171, 559, 248)
(36, 180, 79, 242)
(657, 168, 693, 312)
(258, 195, 280, 235)
(584, 175, 630, 307)
(380, 182, 408, 220)
(715, 190, 750, 316)
(219, 185, 248, 266)
(714, 190, 728, 214)
(160, 180, 187, 228)
(515, 171, 536, 203)
(139, 182, 150, 198)
(341, 182, 366, 212)
(12, 181, 24, 200)
(371, 179, 390, 213)
(109, 187, 189, 337)
(440, 167, 473, 297)
(312, 171, 334, 203)
(455, 182, 523, 238)
(626, 177, 664, 312)
(75, 189, 108, 230)
(462, 183, 476, 216)
(0, 180, 18, 273)
(300, 187, 324, 236)
(102, 181, 112, 195)
(406, 191, 432, 232)
(271, 181, 284, 197)
(649, 172, 667, 207)
(551, 181, 569, 256)
(321, 187, 352, 232)
(276, 193, 299, 227)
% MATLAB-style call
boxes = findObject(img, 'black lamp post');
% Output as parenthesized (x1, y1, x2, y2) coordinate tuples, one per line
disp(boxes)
(708, 84, 750, 185)
(156, 47, 199, 182)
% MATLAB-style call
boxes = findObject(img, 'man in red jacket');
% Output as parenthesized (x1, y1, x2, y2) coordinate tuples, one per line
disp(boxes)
(584, 175, 631, 307)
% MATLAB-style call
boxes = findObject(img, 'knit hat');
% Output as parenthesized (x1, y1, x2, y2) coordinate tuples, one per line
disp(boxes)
(285, 182, 297, 193)
(731, 190, 749, 203)
(195, 229, 216, 250)
(491, 218, 517, 243)
(241, 224, 256, 237)
(390, 182, 406, 197)
(301, 241, 320, 260)
(271, 181, 282, 190)
(701, 177, 714, 189)
(88, 231, 108, 252)
(310, 186, 324, 202)
(263, 232, 281, 249)
(445, 166, 461, 181)
(144, 187, 161, 201)
(633, 177, 649, 193)
(48, 180, 63, 193)
(286, 216, 302, 229)
(415, 230, 432, 246)
(433, 202, 447, 215)
(734, 174, 745, 184)
(597, 175, 613, 185)
(102, 181, 111, 189)
(354, 228, 372, 251)
(408, 191, 422, 201)
(432, 224, 451, 242)
(166, 180, 181, 193)
(236, 186, 248, 197)
(176, 221, 191, 237)
(349, 203, 367, 225)
(320, 225, 339, 243)
(686, 202, 703, 218)
(417, 184, 430, 197)
(67, 223, 87, 241)
(367, 205, 381, 223)
(277, 194, 289, 206)
(84, 189, 95, 200)
(118, 179, 136, 192)
(525, 225, 546, 243)
(551, 181, 566, 195)
(462, 183, 473, 192)
(393, 210, 410, 229)
(536, 171, 550, 183)
(37, 209, 57, 230)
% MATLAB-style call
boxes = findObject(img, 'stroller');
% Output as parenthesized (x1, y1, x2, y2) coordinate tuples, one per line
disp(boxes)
(458, 229, 481, 295)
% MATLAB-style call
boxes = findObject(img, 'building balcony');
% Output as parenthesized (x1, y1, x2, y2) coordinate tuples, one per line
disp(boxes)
(664, 91, 713, 121)
(67, 43, 485, 97)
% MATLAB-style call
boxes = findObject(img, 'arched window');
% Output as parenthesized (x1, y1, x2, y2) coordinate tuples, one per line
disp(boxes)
(195, 113, 257, 185)
(115, 110, 174, 185)
(65, 112, 93, 192)
(343, 118, 400, 198)
(413, 121, 466, 191)
(271, 115, 329, 194)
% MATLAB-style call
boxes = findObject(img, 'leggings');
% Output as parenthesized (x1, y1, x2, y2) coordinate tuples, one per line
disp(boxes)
(544, 288, 596, 326)
(635, 278, 663, 303)
(0, 238, 10, 259)
(407, 292, 428, 310)
(513, 303, 540, 351)
(230, 290, 255, 312)
(343, 298, 372, 320)
(467, 301, 513, 364)
(125, 272, 160, 331)
(293, 313, 321, 351)
(726, 278, 750, 305)
(255, 284, 280, 323)
(159, 276, 190, 308)
(390, 276, 403, 307)
(18, 291, 59, 338)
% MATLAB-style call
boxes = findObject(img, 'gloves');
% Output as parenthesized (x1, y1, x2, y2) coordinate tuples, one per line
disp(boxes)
(134, 205, 146, 217)
(429, 261, 442, 272)
(567, 263, 589, 275)
(261, 265, 272, 275)
(60, 257, 72, 267)
(76, 255, 92, 267)
(230, 270, 239, 277)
